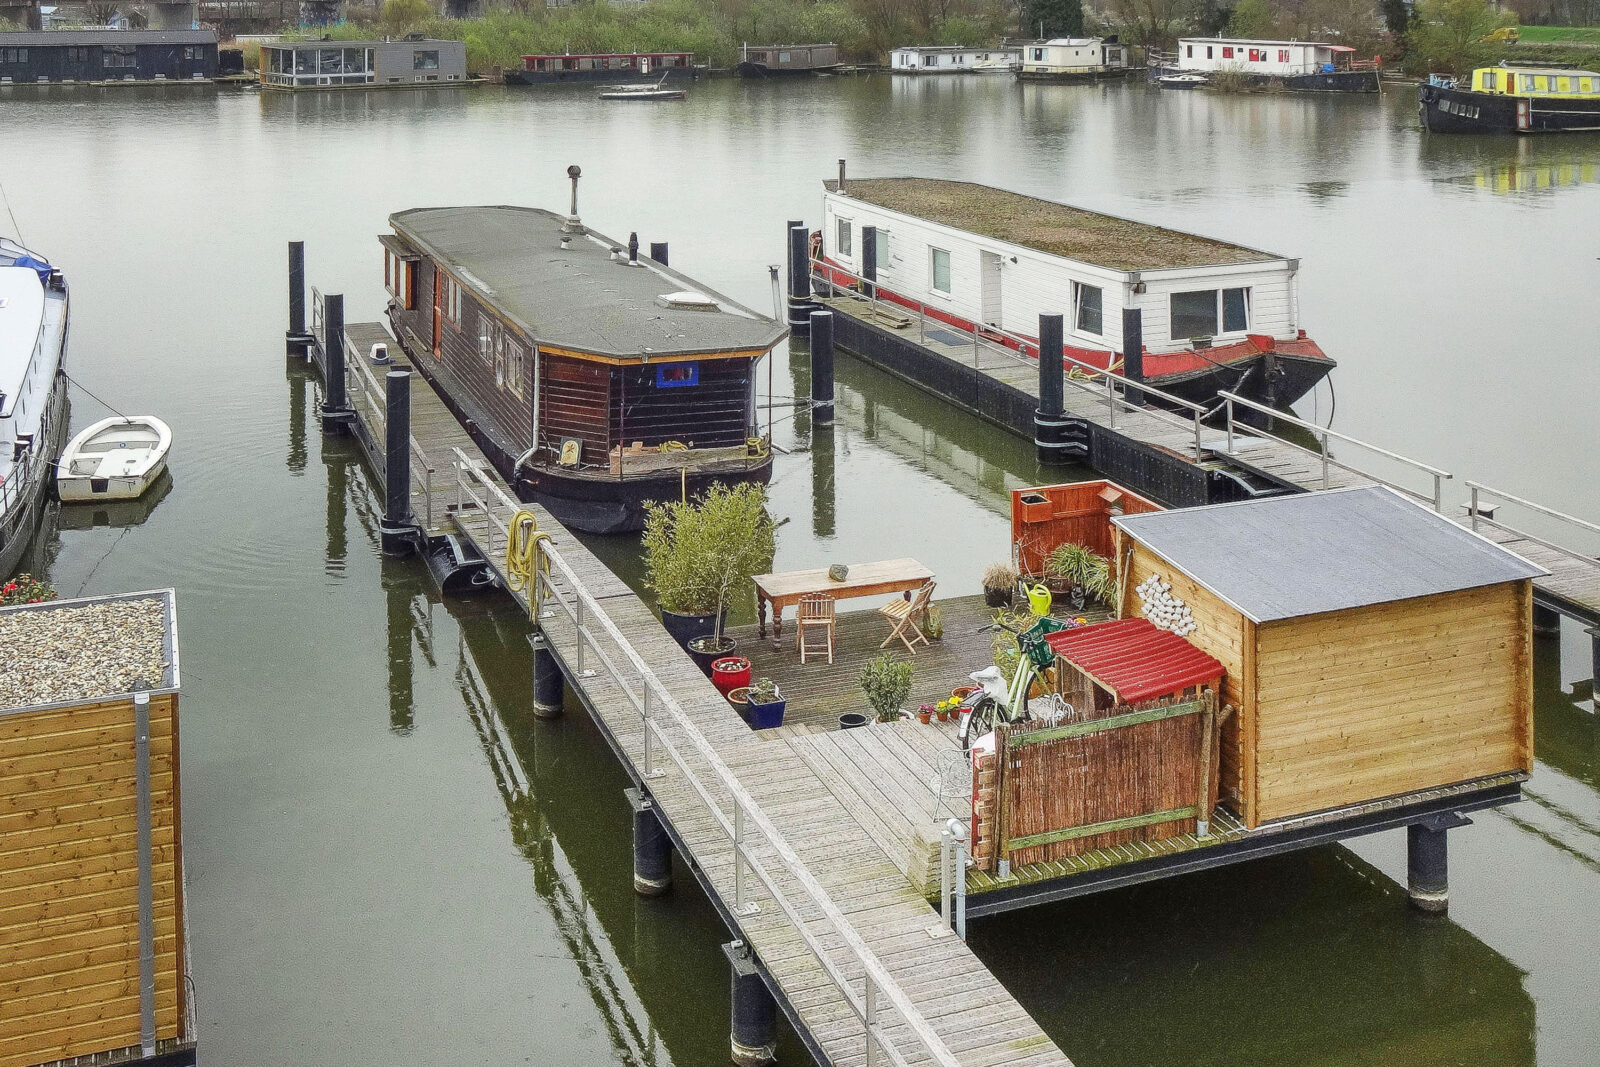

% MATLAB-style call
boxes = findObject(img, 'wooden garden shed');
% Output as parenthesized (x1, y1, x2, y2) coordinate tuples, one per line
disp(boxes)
(0, 590, 193, 1067)
(1110, 486, 1544, 829)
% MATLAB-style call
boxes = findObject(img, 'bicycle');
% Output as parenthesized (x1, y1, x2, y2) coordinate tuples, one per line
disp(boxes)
(957, 615, 1071, 754)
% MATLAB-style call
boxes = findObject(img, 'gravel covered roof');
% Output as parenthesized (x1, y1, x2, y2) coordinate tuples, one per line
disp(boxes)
(389, 206, 787, 360)
(0, 592, 175, 711)
(825, 178, 1280, 271)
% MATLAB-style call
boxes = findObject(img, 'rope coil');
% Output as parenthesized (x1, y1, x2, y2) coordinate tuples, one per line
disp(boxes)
(505, 509, 551, 594)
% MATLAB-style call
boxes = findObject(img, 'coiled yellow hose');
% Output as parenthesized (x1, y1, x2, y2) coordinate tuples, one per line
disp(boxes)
(505, 509, 550, 594)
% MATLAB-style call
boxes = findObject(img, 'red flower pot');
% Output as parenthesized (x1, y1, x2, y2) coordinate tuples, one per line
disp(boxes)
(711, 656, 752, 696)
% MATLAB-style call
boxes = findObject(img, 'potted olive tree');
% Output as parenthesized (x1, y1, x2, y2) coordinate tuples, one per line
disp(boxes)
(643, 483, 776, 674)
(859, 653, 914, 724)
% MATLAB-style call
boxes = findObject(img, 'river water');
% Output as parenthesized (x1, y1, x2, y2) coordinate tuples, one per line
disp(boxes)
(4, 75, 1599, 1066)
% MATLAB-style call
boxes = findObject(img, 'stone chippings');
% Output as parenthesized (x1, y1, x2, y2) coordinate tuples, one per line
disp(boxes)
(0, 597, 169, 711)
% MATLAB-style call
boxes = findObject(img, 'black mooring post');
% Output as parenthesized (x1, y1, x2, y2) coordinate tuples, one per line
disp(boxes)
(1121, 306, 1145, 406)
(531, 634, 564, 719)
(380, 368, 414, 556)
(1035, 313, 1069, 465)
(1407, 820, 1450, 914)
(649, 241, 668, 266)
(809, 309, 835, 425)
(319, 293, 348, 433)
(784, 219, 801, 294)
(287, 241, 309, 356)
(861, 224, 877, 296)
(723, 941, 777, 1067)
(627, 787, 672, 896)
(788, 224, 812, 336)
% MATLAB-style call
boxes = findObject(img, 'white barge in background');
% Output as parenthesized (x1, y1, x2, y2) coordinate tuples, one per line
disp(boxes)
(1016, 37, 1134, 81)
(889, 45, 1020, 74)
(1156, 37, 1380, 92)
(0, 238, 69, 578)
(815, 174, 1334, 410)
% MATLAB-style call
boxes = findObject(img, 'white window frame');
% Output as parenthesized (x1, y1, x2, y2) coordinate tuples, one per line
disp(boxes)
(1169, 286, 1250, 340)
(1072, 282, 1103, 337)
(930, 248, 952, 295)
(873, 228, 889, 270)
(836, 217, 852, 258)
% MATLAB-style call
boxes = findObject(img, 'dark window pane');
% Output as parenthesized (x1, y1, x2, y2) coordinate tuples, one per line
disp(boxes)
(1222, 288, 1248, 332)
(1170, 290, 1218, 339)
(1076, 285, 1102, 335)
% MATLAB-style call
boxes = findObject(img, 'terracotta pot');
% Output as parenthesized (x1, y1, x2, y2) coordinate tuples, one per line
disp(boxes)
(727, 686, 753, 716)
(951, 685, 979, 703)
(936, 708, 950, 723)
(711, 656, 752, 696)
(918, 709, 932, 724)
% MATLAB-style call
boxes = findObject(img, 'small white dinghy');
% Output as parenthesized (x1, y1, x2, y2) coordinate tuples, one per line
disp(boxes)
(56, 416, 172, 502)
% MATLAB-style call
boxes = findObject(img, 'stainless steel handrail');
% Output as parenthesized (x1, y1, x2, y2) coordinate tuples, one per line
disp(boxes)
(807, 257, 1211, 459)
(450, 451, 961, 1067)
(1218, 390, 1452, 510)
(1465, 480, 1600, 568)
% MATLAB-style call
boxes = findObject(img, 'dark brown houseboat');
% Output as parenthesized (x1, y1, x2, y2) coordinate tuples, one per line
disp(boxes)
(382, 195, 786, 534)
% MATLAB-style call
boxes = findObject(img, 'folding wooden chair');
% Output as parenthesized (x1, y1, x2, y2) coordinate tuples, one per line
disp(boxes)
(879, 581, 936, 654)
(797, 593, 836, 664)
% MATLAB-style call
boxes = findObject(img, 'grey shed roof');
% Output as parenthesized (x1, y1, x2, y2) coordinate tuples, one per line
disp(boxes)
(389, 206, 786, 360)
(1111, 486, 1547, 624)
(0, 29, 217, 46)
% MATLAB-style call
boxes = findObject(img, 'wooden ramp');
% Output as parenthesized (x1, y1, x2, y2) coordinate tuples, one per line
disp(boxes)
(330, 322, 1075, 1067)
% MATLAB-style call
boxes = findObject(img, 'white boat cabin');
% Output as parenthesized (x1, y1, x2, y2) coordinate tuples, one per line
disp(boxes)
(1018, 37, 1129, 75)
(820, 177, 1301, 356)
(889, 46, 1019, 73)
(1176, 38, 1347, 76)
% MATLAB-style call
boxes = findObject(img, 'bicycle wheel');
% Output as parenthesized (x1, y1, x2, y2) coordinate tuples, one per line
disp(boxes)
(960, 696, 1002, 755)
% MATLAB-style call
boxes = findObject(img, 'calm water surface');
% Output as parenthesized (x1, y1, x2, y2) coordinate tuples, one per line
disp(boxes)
(4, 76, 1599, 1066)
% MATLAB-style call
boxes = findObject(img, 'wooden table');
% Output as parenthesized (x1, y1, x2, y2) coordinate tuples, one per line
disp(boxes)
(753, 558, 934, 647)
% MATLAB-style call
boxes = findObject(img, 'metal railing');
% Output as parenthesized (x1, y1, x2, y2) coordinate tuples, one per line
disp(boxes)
(808, 257, 1213, 459)
(1466, 480, 1600, 570)
(347, 357, 436, 528)
(451, 450, 964, 1067)
(1218, 391, 1452, 511)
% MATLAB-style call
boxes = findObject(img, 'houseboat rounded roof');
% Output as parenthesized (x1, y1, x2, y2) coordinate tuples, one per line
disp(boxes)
(388, 206, 787, 360)
(825, 178, 1281, 271)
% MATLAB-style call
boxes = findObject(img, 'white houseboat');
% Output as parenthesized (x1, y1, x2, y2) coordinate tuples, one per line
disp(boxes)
(1016, 37, 1132, 82)
(0, 239, 69, 578)
(1166, 37, 1379, 92)
(889, 45, 1020, 74)
(815, 176, 1333, 410)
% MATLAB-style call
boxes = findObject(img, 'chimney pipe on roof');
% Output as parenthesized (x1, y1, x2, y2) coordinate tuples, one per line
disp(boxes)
(563, 164, 583, 234)
(837, 158, 847, 194)
(629, 232, 640, 264)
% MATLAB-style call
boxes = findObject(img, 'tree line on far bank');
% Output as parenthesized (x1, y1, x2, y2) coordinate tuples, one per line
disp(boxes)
(317, 0, 1583, 77)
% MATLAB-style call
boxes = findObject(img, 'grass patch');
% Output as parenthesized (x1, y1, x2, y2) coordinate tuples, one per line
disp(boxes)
(1516, 26, 1600, 44)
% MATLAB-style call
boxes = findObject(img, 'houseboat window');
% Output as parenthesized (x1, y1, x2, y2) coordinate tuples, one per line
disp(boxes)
(1222, 287, 1249, 332)
(414, 50, 441, 71)
(874, 228, 889, 267)
(104, 47, 137, 69)
(931, 248, 952, 294)
(1483, 71, 1496, 90)
(1535, 75, 1549, 91)
(183, 46, 202, 61)
(1222, 47, 1233, 59)
(1033, 48, 1044, 61)
(1206, 46, 1213, 59)
(1171, 287, 1250, 339)
(1558, 76, 1573, 92)
(0, 47, 25, 63)
(1073, 283, 1102, 336)
(1186, 45, 1193, 57)
(656, 363, 699, 388)
(441, 275, 463, 325)
(778, 52, 791, 63)
(67, 47, 88, 63)
(1583, 78, 1596, 92)
(836, 219, 852, 257)
(1278, 49, 1290, 63)
(505, 340, 527, 398)
(923, 54, 936, 67)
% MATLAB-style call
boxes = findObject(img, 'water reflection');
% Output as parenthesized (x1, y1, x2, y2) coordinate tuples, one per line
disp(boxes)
(971, 847, 1536, 1067)
(287, 362, 309, 475)
(55, 469, 172, 531)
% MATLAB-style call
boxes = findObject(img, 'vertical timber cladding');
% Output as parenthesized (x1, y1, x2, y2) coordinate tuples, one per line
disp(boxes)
(1115, 532, 1254, 818)
(0, 694, 186, 1067)
(1250, 581, 1532, 824)
(427, 267, 535, 449)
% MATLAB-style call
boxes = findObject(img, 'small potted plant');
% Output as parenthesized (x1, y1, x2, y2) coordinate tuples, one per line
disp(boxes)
(0, 574, 57, 606)
(745, 678, 787, 730)
(859, 653, 914, 724)
(727, 685, 754, 720)
(936, 698, 955, 723)
(643, 483, 776, 671)
(917, 703, 934, 725)
(981, 562, 1018, 609)
(711, 655, 752, 697)
(1044, 542, 1112, 611)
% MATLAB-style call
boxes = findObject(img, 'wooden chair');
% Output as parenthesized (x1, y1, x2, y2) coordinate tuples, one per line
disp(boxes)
(796, 593, 836, 664)
(879, 581, 936, 654)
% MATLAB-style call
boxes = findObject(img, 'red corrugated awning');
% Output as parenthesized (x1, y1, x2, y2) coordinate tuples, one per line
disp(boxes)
(1045, 618, 1225, 704)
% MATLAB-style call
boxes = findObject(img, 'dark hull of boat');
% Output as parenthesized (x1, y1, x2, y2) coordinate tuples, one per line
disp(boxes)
(1148, 66, 1376, 92)
(514, 459, 774, 535)
(1017, 69, 1135, 83)
(1418, 83, 1600, 133)
(1, 369, 69, 579)
(505, 67, 700, 85)
(735, 62, 842, 78)
(1149, 352, 1335, 415)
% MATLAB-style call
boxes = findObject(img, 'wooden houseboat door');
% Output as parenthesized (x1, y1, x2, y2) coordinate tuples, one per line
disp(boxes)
(980, 251, 1004, 327)
(431, 267, 443, 358)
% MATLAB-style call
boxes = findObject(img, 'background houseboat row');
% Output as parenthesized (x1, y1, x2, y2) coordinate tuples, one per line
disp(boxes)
(1150, 37, 1382, 92)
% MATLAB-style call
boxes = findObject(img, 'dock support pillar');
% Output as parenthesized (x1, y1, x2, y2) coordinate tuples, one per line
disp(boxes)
(379, 368, 414, 556)
(861, 224, 877, 297)
(319, 292, 351, 433)
(809, 309, 835, 425)
(787, 223, 813, 335)
(286, 241, 311, 357)
(627, 787, 672, 896)
(1533, 603, 1561, 637)
(650, 241, 668, 266)
(1407, 817, 1453, 914)
(531, 634, 564, 719)
(1034, 313, 1072, 465)
(723, 941, 777, 1067)
(1121, 307, 1144, 407)
(1587, 627, 1600, 703)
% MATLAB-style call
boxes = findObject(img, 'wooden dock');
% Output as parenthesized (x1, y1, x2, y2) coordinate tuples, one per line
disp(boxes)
(812, 289, 1600, 632)
(313, 319, 1077, 1067)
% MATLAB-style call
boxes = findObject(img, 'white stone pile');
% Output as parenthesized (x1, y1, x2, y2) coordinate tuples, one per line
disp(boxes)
(0, 597, 169, 710)
(1136, 575, 1195, 637)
